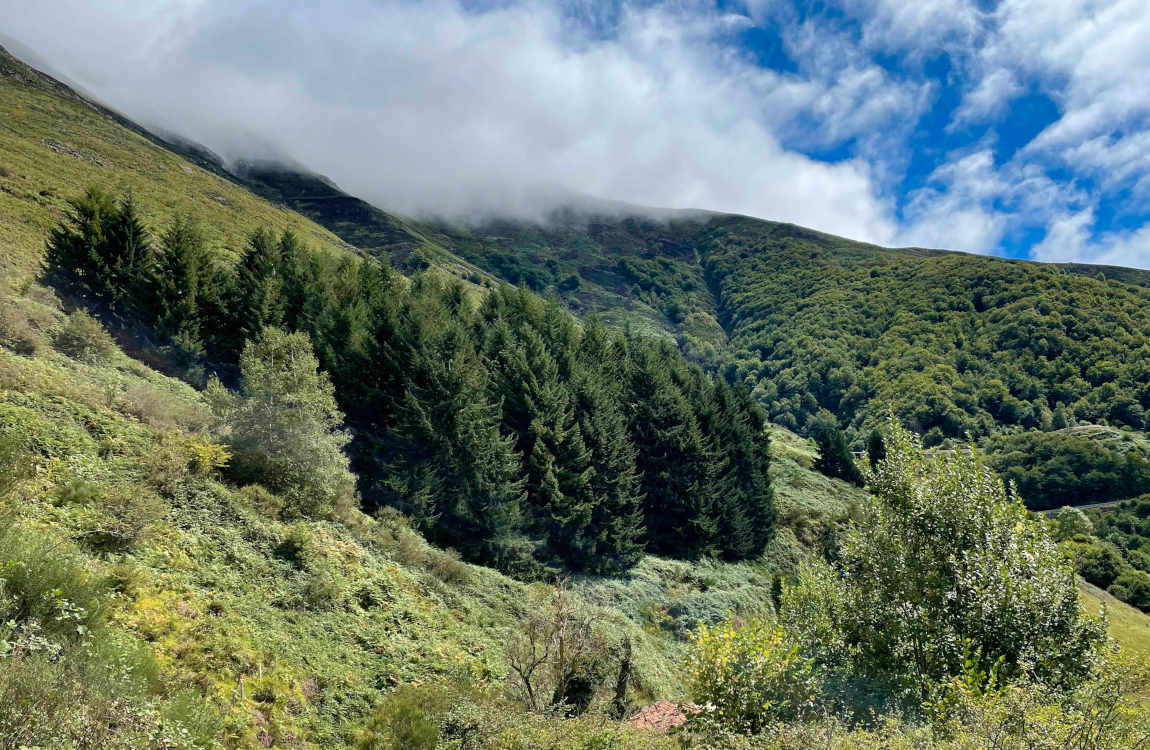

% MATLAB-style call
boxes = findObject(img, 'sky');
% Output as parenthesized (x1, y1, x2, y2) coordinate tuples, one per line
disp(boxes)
(1, 0, 1148, 268)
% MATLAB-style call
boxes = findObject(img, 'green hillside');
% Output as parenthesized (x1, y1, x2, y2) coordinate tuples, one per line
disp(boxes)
(0, 45, 354, 282)
(4, 40, 1150, 750)
(239, 165, 1150, 455)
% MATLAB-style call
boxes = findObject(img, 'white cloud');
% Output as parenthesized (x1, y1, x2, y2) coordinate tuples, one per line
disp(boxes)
(4, 0, 1149, 268)
(852, 0, 985, 54)
(0, 0, 900, 242)
(895, 148, 1086, 255)
(950, 68, 1022, 126)
(1032, 208, 1150, 268)
(985, 0, 1150, 184)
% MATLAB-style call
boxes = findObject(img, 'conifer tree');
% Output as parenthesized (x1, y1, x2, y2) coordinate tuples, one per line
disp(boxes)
(230, 228, 285, 345)
(867, 427, 887, 469)
(152, 214, 209, 343)
(43, 186, 118, 299)
(103, 193, 154, 315)
(628, 340, 717, 559)
(574, 319, 644, 573)
(814, 424, 864, 486)
(385, 283, 530, 572)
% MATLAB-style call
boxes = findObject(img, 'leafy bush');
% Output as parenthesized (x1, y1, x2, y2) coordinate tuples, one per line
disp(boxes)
(356, 684, 449, 750)
(209, 327, 356, 520)
(1064, 538, 1125, 589)
(687, 619, 821, 733)
(274, 524, 315, 569)
(1054, 505, 1093, 539)
(427, 546, 472, 585)
(779, 420, 1105, 716)
(236, 484, 285, 518)
(120, 382, 212, 431)
(52, 310, 117, 364)
(0, 519, 108, 642)
(0, 522, 218, 749)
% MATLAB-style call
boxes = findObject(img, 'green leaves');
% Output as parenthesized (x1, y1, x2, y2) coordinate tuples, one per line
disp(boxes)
(787, 419, 1106, 709)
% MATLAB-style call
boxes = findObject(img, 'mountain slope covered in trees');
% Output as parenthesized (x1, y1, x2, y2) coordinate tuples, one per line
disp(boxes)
(233, 161, 1150, 452)
(4, 39, 1150, 750)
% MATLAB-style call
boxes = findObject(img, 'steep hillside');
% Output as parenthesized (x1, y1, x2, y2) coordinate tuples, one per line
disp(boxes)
(0, 45, 354, 281)
(697, 217, 1150, 439)
(0, 309, 782, 746)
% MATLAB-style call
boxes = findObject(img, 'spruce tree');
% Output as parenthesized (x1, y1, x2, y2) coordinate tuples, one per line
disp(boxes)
(627, 340, 717, 559)
(152, 214, 209, 343)
(867, 427, 887, 470)
(230, 228, 285, 345)
(574, 319, 644, 573)
(814, 424, 864, 486)
(43, 186, 118, 298)
(103, 193, 154, 315)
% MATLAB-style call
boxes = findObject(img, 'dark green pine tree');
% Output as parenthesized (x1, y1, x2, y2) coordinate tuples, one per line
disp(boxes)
(814, 424, 864, 486)
(705, 381, 759, 560)
(867, 427, 887, 469)
(723, 383, 775, 554)
(230, 228, 286, 346)
(152, 214, 209, 343)
(483, 313, 595, 571)
(43, 186, 118, 298)
(278, 230, 331, 333)
(102, 193, 154, 316)
(384, 284, 531, 573)
(627, 340, 717, 560)
(574, 318, 644, 573)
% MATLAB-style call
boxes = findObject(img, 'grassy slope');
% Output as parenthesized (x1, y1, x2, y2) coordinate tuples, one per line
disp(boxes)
(0, 311, 781, 746)
(0, 47, 799, 748)
(0, 46, 354, 282)
(1081, 583, 1150, 660)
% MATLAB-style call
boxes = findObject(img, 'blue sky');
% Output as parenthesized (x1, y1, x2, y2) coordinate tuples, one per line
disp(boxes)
(3, 0, 1149, 267)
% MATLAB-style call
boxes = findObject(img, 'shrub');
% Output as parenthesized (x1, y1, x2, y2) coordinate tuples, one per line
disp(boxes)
(52, 310, 117, 364)
(1111, 569, 1150, 610)
(0, 435, 32, 498)
(53, 478, 103, 506)
(0, 519, 108, 642)
(120, 382, 213, 431)
(300, 563, 345, 611)
(237, 484, 285, 518)
(506, 581, 613, 716)
(1067, 539, 1125, 589)
(211, 328, 356, 519)
(427, 546, 471, 585)
(82, 489, 167, 552)
(356, 684, 450, 750)
(0, 297, 47, 356)
(1054, 505, 1093, 540)
(687, 619, 822, 734)
(275, 524, 315, 569)
(783, 420, 1105, 713)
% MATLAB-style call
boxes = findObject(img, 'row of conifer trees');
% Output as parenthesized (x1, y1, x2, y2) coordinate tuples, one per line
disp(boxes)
(44, 188, 775, 577)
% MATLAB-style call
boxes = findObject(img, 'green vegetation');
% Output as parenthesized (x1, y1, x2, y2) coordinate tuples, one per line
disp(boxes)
(5, 41, 1150, 750)
(682, 424, 1148, 749)
(0, 300, 786, 747)
(1064, 495, 1150, 612)
(699, 220, 1150, 440)
(986, 429, 1150, 509)
(42, 186, 775, 575)
(812, 423, 863, 487)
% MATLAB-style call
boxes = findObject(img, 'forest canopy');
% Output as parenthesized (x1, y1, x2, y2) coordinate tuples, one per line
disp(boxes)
(41, 187, 776, 578)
